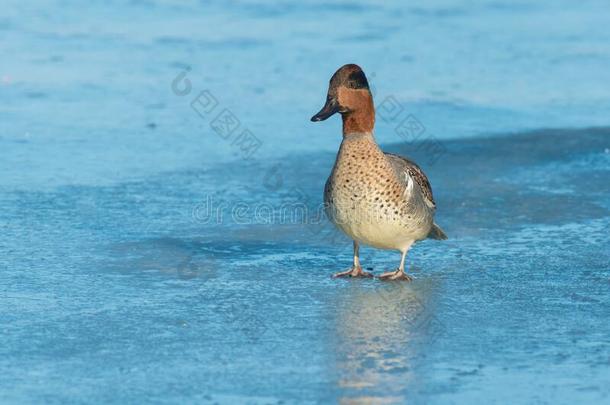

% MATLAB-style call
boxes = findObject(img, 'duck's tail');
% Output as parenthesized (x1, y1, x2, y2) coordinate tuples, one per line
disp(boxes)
(428, 223, 448, 240)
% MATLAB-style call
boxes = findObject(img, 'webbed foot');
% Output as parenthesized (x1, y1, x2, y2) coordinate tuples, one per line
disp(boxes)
(377, 269, 413, 282)
(332, 266, 374, 279)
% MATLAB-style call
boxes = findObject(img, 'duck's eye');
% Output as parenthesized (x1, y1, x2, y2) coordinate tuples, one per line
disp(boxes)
(346, 71, 369, 89)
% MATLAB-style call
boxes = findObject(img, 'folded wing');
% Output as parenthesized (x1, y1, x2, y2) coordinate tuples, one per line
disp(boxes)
(384, 152, 436, 209)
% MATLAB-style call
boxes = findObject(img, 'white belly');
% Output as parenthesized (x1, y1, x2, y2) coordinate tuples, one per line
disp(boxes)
(339, 216, 412, 250)
(325, 198, 429, 251)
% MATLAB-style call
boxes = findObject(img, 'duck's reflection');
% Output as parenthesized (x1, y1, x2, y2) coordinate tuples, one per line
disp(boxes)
(332, 277, 443, 404)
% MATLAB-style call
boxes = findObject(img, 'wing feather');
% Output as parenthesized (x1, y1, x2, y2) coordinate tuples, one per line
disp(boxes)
(384, 152, 436, 208)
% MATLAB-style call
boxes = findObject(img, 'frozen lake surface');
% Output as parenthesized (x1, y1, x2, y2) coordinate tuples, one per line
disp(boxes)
(1, 0, 609, 403)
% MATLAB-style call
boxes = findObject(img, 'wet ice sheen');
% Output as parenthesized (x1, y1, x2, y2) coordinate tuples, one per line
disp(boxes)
(1, 0, 610, 404)
(2, 128, 608, 403)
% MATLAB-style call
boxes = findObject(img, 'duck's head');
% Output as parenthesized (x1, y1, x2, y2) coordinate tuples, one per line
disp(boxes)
(311, 64, 374, 134)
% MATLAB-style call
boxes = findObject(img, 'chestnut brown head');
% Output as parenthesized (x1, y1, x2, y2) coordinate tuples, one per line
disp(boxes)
(311, 64, 375, 134)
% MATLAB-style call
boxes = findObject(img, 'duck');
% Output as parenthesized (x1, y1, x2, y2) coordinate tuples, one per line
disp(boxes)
(311, 64, 447, 281)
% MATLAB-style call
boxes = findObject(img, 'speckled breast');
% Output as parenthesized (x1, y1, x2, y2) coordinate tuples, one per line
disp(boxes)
(323, 135, 432, 250)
